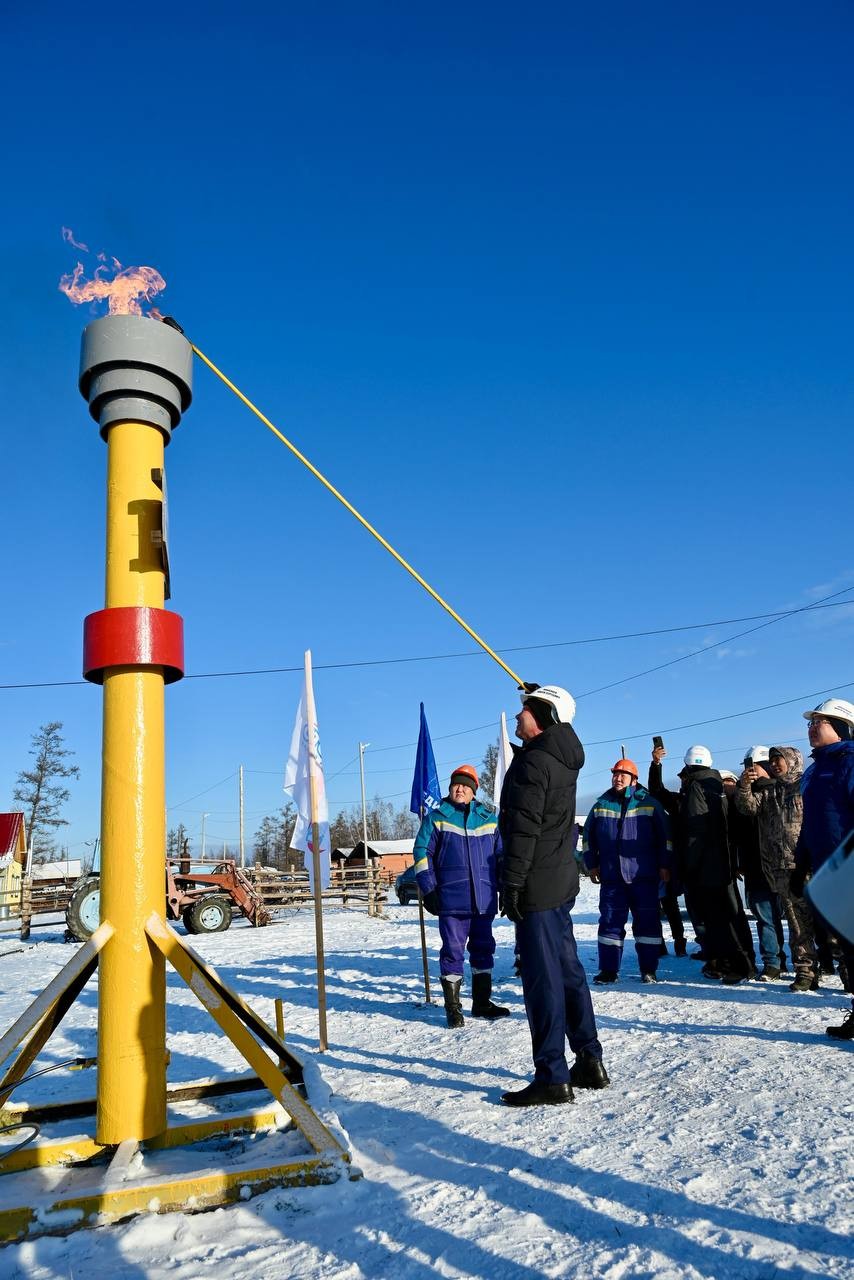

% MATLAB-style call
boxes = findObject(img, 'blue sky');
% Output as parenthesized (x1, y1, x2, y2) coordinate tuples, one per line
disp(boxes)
(2, 2, 853, 856)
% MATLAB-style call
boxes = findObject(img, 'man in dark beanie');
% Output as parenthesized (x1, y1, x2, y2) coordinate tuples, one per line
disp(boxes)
(413, 764, 509, 1027)
(498, 683, 608, 1106)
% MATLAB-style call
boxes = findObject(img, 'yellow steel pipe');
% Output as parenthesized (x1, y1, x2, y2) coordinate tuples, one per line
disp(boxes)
(96, 421, 167, 1144)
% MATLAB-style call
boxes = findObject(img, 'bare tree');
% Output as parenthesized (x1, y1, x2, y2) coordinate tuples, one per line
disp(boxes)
(167, 822, 188, 859)
(13, 722, 80, 862)
(252, 803, 299, 870)
(479, 742, 499, 808)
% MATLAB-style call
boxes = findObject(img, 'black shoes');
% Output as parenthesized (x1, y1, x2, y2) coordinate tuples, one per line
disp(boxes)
(757, 966, 781, 982)
(674, 938, 687, 957)
(568, 1050, 610, 1090)
(789, 973, 819, 993)
(593, 971, 618, 984)
(471, 972, 510, 1020)
(501, 1080, 574, 1107)
(440, 977, 465, 1028)
(826, 1007, 854, 1040)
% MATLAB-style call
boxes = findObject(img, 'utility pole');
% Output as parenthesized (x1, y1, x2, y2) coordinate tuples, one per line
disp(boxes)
(358, 742, 373, 917)
(239, 764, 245, 868)
(201, 812, 209, 859)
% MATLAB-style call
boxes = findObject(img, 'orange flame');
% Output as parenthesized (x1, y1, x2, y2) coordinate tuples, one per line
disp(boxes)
(59, 229, 166, 316)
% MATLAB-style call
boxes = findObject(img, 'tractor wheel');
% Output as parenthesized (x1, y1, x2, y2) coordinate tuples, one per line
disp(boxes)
(66, 876, 101, 942)
(184, 895, 232, 934)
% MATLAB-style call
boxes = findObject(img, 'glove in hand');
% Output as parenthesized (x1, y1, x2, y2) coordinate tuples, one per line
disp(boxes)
(500, 886, 524, 924)
(421, 888, 440, 916)
(788, 867, 807, 899)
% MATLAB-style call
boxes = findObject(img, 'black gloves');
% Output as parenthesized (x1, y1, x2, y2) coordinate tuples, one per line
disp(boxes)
(500, 886, 524, 924)
(421, 888, 440, 916)
(789, 867, 808, 899)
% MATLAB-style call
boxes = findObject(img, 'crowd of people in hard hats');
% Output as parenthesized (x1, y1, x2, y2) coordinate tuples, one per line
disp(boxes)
(412, 686, 854, 1107)
(582, 698, 854, 1029)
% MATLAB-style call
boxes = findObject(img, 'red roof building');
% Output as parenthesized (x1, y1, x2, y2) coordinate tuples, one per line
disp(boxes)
(0, 813, 27, 865)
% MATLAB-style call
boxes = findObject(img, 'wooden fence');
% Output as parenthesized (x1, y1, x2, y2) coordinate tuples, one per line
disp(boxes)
(0, 875, 79, 940)
(248, 864, 389, 917)
(0, 863, 392, 942)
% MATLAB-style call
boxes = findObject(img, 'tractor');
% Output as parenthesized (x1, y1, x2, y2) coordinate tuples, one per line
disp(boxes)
(66, 855, 271, 942)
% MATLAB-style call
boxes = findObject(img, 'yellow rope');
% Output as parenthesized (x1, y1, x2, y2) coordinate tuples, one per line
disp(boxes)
(191, 342, 524, 686)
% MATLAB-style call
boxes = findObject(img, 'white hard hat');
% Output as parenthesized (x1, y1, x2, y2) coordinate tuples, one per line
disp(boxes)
(520, 683, 576, 725)
(719, 770, 739, 782)
(802, 698, 854, 729)
(744, 745, 771, 764)
(806, 828, 854, 946)
(683, 745, 712, 768)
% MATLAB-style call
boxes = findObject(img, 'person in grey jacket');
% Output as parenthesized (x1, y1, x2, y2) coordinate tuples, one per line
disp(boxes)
(735, 746, 811, 984)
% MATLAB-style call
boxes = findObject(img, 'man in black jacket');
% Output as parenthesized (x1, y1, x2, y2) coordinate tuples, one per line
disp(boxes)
(649, 744, 754, 982)
(499, 684, 608, 1106)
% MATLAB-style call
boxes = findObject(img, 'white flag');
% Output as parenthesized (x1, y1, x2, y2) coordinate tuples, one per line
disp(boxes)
(283, 650, 331, 891)
(493, 711, 514, 809)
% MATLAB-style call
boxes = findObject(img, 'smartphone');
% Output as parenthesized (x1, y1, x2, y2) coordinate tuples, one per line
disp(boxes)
(653, 736, 664, 751)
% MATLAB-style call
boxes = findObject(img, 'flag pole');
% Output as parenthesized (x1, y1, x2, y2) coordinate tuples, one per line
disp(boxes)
(416, 805, 432, 1005)
(305, 655, 329, 1052)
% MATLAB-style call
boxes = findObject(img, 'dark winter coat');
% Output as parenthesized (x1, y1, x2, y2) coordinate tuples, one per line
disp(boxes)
(648, 761, 732, 888)
(582, 784, 672, 883)
(499, 721, 585, 911)
(734, 747, 803, 887)
(795, 740, 854, 874)
(728, 793, 767, 891)
(413, 797, 500, 916)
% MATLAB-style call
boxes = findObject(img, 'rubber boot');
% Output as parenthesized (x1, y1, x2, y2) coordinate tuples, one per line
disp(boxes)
(471, 971, 510, 1019)
(441, 977, 465, 1029)
(826, 1001, 854, 1041)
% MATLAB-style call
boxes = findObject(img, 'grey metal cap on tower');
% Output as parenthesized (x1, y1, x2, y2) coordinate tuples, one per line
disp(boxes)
(79, 314, 193, 442)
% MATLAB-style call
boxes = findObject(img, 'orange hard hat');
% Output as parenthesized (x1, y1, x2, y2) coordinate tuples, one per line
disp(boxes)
(612, 758, 639, 779)
(450, 764, 479, 792)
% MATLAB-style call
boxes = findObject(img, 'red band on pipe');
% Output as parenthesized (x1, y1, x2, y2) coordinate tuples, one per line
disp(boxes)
(83, 607, 184, 684)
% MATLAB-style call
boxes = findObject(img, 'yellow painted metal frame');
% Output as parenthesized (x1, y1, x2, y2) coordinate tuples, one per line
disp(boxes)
(0, 914, 351, 1243)
(0, 353, 355, 1244)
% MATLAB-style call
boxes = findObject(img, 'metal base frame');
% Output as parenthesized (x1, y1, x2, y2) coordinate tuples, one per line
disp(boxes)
(0, 916, 352, 1243)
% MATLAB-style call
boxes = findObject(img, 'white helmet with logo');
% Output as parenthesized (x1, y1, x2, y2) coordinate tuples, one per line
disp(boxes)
(519, 683, 576, 725)
(802, 698, 854, 729)
(683, 745, 712, 768)
(744, 745, 771, 764)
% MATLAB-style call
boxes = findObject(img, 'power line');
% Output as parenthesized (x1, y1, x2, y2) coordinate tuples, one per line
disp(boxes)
(584, 681, 854, 746)
(576, 585, 854, 699)
(2, 596, 851, 691)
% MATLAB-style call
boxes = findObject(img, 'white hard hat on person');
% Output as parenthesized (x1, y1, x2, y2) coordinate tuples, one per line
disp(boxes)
(744, 745, 770, 764)
(519, 682, 576, 725)
(719, 770, 739, 782)
(683, 745, 712, 768)
(802, 698, 854, 730)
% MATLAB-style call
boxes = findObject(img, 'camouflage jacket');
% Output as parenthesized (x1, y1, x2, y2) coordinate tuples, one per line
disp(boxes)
(733, 747, 803, 883)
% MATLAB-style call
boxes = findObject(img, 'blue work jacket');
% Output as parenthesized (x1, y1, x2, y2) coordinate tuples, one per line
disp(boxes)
(582, 784, 672, 884)
(413, 797, 500, 916)
(796, 740, 854, 872)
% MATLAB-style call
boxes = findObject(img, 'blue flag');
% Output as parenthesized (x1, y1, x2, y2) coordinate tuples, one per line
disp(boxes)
(410, 702, 442, 817)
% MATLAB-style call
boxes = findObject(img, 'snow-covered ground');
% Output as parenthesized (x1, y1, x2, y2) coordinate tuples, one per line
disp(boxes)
(0, 882, 852, 1279)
